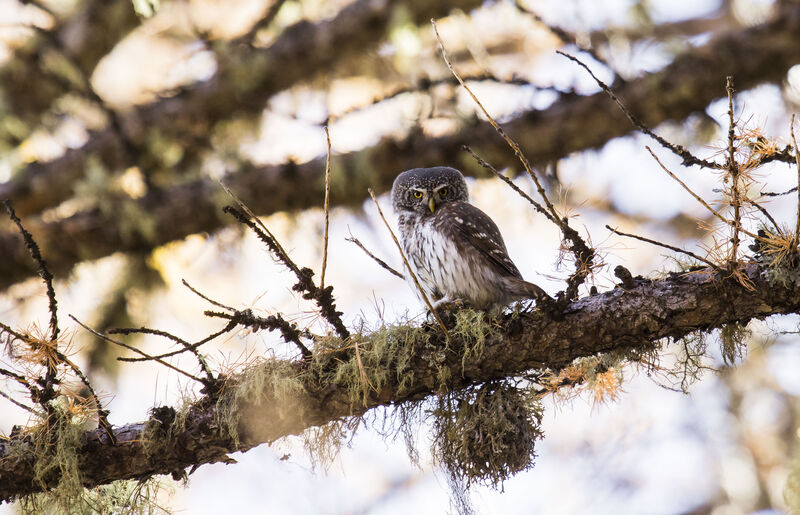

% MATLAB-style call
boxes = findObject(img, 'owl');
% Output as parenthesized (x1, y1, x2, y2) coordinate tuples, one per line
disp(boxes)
(391, 166, 548, 310)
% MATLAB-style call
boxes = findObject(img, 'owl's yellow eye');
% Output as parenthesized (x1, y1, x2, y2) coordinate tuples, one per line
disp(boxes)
(413, 191, 423, 199)
(439, 187, 448, 197)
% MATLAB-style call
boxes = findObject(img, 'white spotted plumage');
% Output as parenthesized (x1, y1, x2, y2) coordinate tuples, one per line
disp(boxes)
(391, 166, 548, 310)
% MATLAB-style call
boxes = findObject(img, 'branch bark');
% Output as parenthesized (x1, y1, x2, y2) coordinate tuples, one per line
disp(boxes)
(0, 262, 797, 499)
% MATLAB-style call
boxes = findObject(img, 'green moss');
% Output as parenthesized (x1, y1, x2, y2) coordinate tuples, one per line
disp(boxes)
(672, 331, 708, 392)
(431, 382, 544, 490)
(450, 309, 490, 372)
(17, 403, 166, 514)
(216, 359, 304, 447)
(719, 322, 750, 366)
(311, 322, 430, 409)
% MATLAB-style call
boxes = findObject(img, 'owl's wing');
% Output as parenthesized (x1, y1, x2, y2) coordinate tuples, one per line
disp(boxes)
(433, 201, 523, 279)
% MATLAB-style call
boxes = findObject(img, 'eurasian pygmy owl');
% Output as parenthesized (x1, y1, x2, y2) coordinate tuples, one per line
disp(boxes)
(391, 166, 547, 310)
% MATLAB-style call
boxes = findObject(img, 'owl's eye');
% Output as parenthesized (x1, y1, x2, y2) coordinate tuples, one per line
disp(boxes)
(438, 187, 448, 197)
(413, 191, 423, 199)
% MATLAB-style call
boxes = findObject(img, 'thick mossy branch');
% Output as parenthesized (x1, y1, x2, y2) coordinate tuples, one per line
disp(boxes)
(3, 262, 800, 499)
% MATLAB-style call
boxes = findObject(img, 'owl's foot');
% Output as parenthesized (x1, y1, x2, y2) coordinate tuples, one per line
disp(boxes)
(431, 297, 465, 311)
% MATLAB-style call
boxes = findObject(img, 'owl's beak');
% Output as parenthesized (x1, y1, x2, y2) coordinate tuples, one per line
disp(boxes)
(428, 196, 436, 213)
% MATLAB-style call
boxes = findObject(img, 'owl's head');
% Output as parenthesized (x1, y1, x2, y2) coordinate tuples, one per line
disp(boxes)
(391, 167, 469, 215)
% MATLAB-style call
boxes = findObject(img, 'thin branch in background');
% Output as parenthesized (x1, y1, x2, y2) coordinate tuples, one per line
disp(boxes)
(0, 320, 28, 343)
(513, 0, 611, 76)
(367, 189, 450, 340)
(223, 204, 350, 340)
(433, 20, 559, 220)
(434, 20, 594, 304)
(3, 203, 116, 441)
(0, 389, 36, 414)
(345, 228, 404, 279)
(321, 126, 332, 289)
(182, 279, 235, 311)
(558, 51, 720, 170)
(70, 315, 206, 384)
(0, 365, 40, 408)
(790, 114, 800, 249)
(645, 146, 758, 240)
(107, 327, 216, 385)
(236, 0, 288, 45)
(204, 309, 312, 360)
(606, 225, 722, 270)
(726, 77, 742, 265)
(3, 201, 58, 341)
(762, 186, 798, 197)
(117, 321, 237, 362)
(323, 73, 538, 124)
(220, 182, 300, 276)
(748, 200, 784, 238)
(461, 145, 554, 223)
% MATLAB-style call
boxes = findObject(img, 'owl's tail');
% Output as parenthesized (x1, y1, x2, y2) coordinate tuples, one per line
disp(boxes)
(506, 277, 552, 303)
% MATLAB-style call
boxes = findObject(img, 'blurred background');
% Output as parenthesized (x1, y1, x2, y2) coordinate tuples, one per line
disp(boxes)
(1, 0, 800, 513)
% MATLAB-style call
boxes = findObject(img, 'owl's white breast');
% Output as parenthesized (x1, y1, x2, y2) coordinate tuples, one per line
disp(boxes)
(397, 213, 501, 308)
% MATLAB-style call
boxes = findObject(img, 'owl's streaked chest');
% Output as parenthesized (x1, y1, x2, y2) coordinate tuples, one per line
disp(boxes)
(397, 212, 500, 307)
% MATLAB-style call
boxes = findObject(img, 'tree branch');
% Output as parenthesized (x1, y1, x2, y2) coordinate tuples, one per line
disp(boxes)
(1, 261, 797, 499)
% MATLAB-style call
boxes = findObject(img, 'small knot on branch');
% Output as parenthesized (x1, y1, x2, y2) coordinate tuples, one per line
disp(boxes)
(614, 265, 636, 290)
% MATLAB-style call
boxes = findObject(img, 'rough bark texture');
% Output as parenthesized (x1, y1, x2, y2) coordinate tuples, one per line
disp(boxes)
(0, 262, 795, 500)
(1, 7, 799, 290)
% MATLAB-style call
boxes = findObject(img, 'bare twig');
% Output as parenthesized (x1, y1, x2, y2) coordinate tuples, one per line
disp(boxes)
(558, 51, 720, 170)
(762, 186, 799, 197)
(513, 0, 611, 74)
(748, 200, 784, 237)
(70, 315, 206, 384)
(223, 205, 350, 340)
(645, 146, 758, 240)
(117, 321, 237, 362)
(181, 279, 235, 311)
(321, 126, 332, 289)
(107, 327, 216, 385)
(726, 77, 742, 265)
(606, 225, 721, 270)
(790, 114, 800, 250)
(434, 21, 594, 304)
(367, 189, 450, 340)
(433, 20, 558, 220)
(461, 145, 554, 223)
(204, 309, 312, 360)
(3, 201, 58, 341)
(0, 390, 36, 414)
(345, 229, 404, 279)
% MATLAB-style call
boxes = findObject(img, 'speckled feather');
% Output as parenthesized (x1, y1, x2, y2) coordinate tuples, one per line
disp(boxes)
(392, 167, 546, 309)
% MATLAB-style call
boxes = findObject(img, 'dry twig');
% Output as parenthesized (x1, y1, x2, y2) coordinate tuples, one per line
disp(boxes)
(367, 189, 450, 340)
(345, 229, 404, 279)
(433, 21, 594, 304)
(606, 225, 721, 270)
(321, 126, 332, 289)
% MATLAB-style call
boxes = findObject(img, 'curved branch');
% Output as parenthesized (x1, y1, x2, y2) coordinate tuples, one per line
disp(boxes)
(0, 262, 797, 499)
